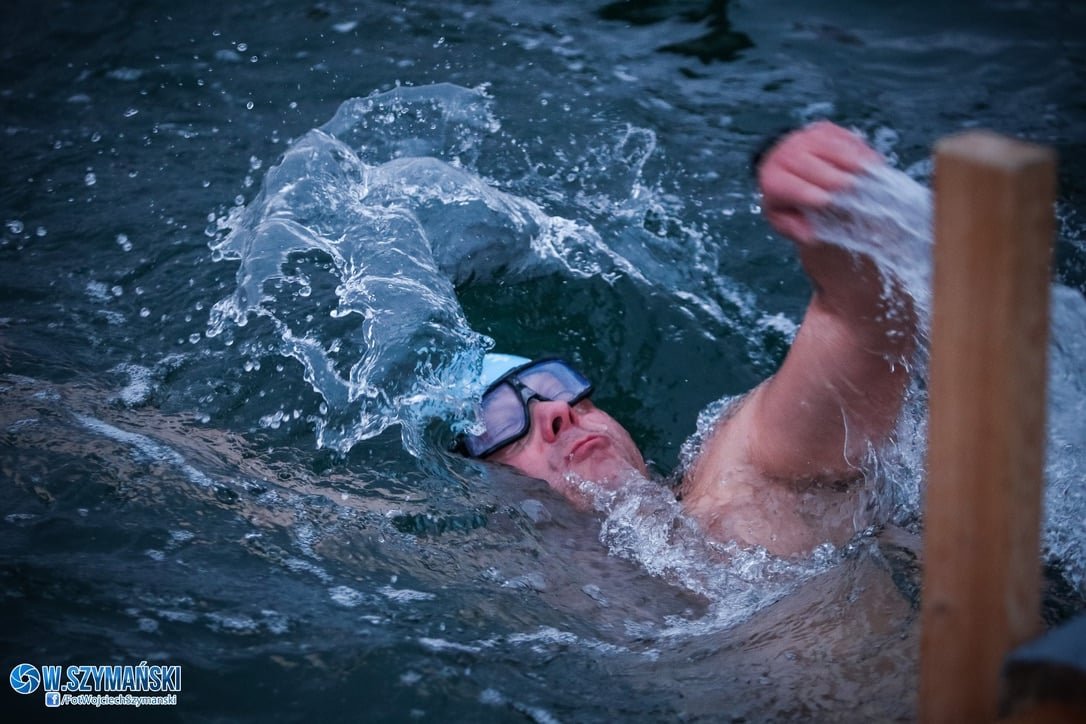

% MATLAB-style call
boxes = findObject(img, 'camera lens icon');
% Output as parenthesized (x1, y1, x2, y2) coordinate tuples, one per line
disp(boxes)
(9, 664, 40, 695)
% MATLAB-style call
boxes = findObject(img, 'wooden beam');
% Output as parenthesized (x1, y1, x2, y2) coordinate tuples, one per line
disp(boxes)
(920, 131, 1056, 723)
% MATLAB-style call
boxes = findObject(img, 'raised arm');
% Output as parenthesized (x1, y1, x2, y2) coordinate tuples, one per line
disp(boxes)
(687, 122, 916, 492)
(746, 122, 916, 479)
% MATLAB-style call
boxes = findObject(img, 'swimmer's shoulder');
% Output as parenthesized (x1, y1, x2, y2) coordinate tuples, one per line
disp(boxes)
(677, 383, 869, 556)
(676, 386, 767, 540)
(678, 383, 763, 503)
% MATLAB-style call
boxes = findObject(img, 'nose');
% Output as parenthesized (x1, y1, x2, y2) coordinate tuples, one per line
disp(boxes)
(529, 399, 575, 443)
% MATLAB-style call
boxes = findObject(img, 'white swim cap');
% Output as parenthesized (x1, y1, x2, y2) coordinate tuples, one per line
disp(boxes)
(480, 353, 531, 388)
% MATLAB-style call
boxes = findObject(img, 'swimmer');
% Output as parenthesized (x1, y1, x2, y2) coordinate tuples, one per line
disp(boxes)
(456, 122, 916, 557)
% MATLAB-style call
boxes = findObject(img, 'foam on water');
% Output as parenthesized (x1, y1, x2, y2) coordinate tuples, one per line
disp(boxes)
(1044, 285, 1086, 592)
(560, 471, 839, 634)
(74, 413, 216, 489)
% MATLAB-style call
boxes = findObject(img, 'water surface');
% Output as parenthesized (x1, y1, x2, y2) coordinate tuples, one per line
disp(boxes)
(2, 0, 1085, 720)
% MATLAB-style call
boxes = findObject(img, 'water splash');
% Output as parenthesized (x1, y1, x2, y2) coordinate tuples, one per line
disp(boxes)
(810, 163, 934, 329)
(588, 163, 1086, 629)
(1044, 284, 1086, 592)
(205, 85, 509, 454)
(566, 472, 838, 632)
(206, 83, 780, 453)
(811, 164, 1086, 593)
(206, 85, 1084, 598)
(808, 164, 934, 528)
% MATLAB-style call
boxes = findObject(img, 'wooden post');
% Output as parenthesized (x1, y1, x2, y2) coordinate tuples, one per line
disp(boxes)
(920, 131, 1056, 723)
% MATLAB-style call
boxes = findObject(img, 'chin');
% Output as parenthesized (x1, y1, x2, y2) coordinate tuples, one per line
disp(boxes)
(545, 463, 641, 512)
(567, 457, 641, 489)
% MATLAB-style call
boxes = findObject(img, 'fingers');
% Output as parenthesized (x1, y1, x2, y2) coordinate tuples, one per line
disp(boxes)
(760, 161, 834, 210)
(760, 122, 881, 201)
(756, 122, 882, 243)
(802, 121, 881, 174)
(762, 208, 811, 245)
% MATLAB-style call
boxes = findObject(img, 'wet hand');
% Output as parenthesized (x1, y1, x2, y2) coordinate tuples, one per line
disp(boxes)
(757, 121, 883, 245)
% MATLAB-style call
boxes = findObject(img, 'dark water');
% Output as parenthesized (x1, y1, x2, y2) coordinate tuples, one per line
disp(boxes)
(2, 0, 1085, 721)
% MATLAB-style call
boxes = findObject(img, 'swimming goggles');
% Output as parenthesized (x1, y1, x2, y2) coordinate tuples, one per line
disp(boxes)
(458, 358, 593, 458)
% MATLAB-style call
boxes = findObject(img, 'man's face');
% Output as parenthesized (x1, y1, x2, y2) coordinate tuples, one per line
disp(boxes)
(486, 397, 648, 501)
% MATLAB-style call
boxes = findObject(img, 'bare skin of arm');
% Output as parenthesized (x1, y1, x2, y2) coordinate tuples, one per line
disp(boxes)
(679, 122, 917, 556)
